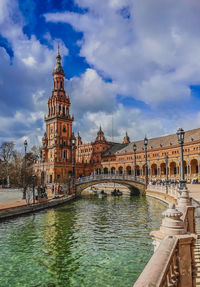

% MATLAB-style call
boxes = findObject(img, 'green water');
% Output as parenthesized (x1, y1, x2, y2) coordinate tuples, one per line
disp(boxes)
(0, 196, 167, 287)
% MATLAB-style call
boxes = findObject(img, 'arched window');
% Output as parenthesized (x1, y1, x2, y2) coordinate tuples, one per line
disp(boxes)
(63, 125, 66, 132)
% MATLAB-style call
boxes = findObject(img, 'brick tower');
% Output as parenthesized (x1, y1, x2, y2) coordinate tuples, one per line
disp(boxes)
(41, 46, 74, 183)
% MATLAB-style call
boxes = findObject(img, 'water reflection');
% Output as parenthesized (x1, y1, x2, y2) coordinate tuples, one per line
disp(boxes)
(0, 196, 166, 287)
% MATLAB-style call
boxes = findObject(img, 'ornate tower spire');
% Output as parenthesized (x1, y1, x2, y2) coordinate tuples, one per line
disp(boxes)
(53, 44, 65, 76)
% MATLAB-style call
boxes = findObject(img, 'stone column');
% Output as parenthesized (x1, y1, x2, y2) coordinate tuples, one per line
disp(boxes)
(151, 203, 186, 251)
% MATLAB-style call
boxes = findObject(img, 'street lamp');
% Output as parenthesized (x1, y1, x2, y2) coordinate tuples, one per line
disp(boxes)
(133, 143, 137, 180)
(144, 136, 148, 187)
(176, 128, 186, 190)
(71, 131, 76, 195)
(23, 139, 28, 199)
(165, 155, 169, 193)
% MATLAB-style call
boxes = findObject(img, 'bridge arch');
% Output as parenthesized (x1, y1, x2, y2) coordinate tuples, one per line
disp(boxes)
(75, 175, 145, 196)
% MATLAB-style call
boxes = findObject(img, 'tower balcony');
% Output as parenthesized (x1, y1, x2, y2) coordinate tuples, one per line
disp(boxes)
(44, 113, 74, 122)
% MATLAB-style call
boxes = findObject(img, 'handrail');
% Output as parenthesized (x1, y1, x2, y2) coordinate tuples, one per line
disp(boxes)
(75, 174, 145, 185)
(134, 236, 179, 287)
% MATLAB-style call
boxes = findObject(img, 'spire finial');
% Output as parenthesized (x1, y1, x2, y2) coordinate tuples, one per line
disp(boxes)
(57, 43, 60, 56)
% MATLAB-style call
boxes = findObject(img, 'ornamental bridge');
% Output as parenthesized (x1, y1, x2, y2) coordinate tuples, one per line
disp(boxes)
(75, 174, 146, 195)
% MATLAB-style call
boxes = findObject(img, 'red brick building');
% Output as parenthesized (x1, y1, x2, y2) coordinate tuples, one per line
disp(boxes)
(34, 49, 200, 184)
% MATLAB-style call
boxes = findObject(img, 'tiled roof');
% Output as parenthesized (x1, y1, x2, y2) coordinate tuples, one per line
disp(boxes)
(104, 128, 200, 156)
(103, 143, 128, 156)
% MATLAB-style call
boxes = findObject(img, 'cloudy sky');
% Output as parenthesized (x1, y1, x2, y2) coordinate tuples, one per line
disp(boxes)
(1, 0, 200, 149)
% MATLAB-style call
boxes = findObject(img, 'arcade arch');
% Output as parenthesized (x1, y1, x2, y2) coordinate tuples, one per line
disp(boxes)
(126, 166, 131, 175)
(151, 163, 158, 176)
(118, 166, 123, 175)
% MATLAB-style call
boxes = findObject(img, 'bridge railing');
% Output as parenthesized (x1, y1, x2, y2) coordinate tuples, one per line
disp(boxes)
(75, 174, 145, 185)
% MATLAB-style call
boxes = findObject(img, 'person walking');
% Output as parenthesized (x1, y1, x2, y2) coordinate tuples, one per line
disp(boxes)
(26, 187, 31, 205)
(52, 185, 54, 194)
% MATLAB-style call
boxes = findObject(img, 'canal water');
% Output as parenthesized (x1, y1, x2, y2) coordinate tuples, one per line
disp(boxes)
(0, 196, 166, 287)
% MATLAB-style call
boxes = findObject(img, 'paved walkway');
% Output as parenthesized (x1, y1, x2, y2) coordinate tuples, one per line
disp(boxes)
(188, 184, 200, 202)
(0, 188, 59, 212)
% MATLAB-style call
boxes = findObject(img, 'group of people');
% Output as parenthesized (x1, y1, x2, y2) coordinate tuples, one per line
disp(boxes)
(25, 184, 65, 205)
(51, 184, 63, 195)
(25, 185, 48, 205)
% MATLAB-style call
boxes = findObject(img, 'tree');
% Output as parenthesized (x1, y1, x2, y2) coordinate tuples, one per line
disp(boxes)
(0, 142, 15, 162)
(0, 142, 16, 187)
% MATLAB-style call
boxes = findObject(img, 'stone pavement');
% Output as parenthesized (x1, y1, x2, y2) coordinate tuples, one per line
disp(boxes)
(188, 184, 200, 202)
(0, 188, 60, 212)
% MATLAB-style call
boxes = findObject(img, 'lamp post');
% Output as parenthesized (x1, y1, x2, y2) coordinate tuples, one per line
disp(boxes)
(176, 128, 186, 190)
(23, 139, 28, 199)
(133, 143, 137, 180)
(165, 155, 169, 193)
(144, 136, 148, 187)
(71, 131, 76, 195)
(176, 128, 191, 208)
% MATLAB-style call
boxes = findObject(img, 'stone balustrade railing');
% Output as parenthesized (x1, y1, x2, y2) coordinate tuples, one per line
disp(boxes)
(134, 236, 179, 287)
(76, 174, 145, 185)
(134, 185, 196, 287)
(147, 183, 179, 199)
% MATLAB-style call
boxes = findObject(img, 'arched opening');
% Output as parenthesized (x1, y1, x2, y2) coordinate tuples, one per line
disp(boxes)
(104, 167, 108, 174)
(151, 163, 157, 176)
(183, 160, 187, 175)
(118, 166, 123, 175)
(136, 165, 140, 176)
(142, 164, 145, 176)
(96, 168, 101, 174)
(191, 159, 198, 175)
(111, 167, 116, 174)
(126, 166, 131, 175)
(170, 162, 176, 177)
(160, 162, 166, 176)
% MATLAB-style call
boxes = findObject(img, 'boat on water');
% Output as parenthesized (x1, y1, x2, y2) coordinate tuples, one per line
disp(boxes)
(98, 190, 108, 198)
(111, 189, 123, 196)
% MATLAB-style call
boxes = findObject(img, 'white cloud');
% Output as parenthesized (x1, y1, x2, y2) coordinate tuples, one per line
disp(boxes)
(68, 68, 117, 117)
(45, 0, 200, 106)
(2, 0, 200, 149)
(0, 0, 68, 147)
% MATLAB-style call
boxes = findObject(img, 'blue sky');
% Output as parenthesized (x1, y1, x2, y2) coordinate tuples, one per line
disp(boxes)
(1, 0, 200, 149)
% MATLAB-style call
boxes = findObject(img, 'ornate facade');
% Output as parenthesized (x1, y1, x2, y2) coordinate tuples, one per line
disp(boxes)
(78, 129, 200, 182)
(35, 49, 200, 184)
